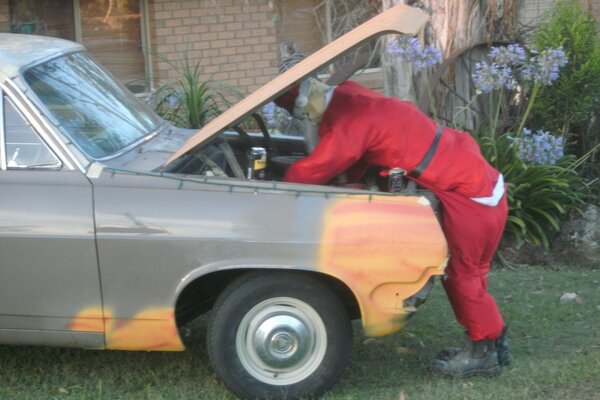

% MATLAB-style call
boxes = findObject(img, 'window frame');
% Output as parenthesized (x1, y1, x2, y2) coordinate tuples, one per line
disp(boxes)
(2, 91, 62, 171)
(0, 79, 82, 172)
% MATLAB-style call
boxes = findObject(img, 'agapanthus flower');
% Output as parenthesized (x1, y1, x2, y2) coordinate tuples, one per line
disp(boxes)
(166, 93, 179, 107)
(519, 47, 568, 85)
(387, 37, 442, 72)
(489, 44, 527, 66)
(472, 62, 515, 93)
(262, 102, 292, 129)
(262, 102, 277, 126)
(514, 128, 564, 164)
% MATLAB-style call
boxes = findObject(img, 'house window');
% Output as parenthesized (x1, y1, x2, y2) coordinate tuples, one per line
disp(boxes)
(8, 0, 150, 93)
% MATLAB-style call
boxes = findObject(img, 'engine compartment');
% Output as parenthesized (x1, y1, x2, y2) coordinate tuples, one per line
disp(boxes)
(162, 112, 439, 209)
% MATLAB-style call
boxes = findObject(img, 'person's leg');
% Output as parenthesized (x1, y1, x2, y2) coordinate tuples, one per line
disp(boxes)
(440, 193, 506, 341)
(429, 192, 507, 377)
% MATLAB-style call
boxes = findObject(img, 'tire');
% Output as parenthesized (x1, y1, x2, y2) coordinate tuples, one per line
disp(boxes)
(207, 271, 352, 400)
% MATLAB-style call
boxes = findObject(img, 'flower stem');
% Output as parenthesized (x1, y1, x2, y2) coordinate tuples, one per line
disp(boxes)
(424, 74, 438, 121)
(518, 82, 540, 134)
(490, 86, 504, 138)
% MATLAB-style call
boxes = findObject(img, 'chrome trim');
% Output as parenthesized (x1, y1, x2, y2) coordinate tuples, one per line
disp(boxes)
(91, 125, 165, 162)
(0, 89, 5, 170)
(2, 79, 78, 171)
(18, 49, 84, 76)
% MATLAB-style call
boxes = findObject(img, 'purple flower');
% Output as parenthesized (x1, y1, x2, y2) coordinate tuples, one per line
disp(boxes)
(489, 44, 527, 66)
(472, 62, 514, 93)
(167, 94, 179, 107)
(262, 102, 292, 129)
(515, 128, 564, 164)
(387, 37, 441, 72)
(473, 45, 568, 92)
(520, 47, 568, 85)
(262, 102, 277, 126)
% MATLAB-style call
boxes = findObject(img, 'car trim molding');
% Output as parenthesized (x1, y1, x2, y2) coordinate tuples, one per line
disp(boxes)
(1, 79, 81, 172)
(90, 125, 164, 162)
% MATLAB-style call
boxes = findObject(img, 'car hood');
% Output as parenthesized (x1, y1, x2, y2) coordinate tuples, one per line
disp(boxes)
(103, 125, 197, 172)
(163, 4, 428, 167)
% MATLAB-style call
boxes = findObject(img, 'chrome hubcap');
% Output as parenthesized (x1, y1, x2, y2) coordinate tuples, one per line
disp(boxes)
(236, 297, 327, 386)
(254, 314, 310, 369)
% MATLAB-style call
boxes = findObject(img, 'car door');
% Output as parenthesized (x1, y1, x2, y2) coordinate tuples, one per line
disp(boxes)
(0, 88, 103, 348)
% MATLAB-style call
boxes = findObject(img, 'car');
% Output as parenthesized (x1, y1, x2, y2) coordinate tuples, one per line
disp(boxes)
(0, 4, 448, 400)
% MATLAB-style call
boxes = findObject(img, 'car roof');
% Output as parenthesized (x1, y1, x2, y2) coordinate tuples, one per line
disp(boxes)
(0, 33, 84, 80)
(164, 4, 428, 166)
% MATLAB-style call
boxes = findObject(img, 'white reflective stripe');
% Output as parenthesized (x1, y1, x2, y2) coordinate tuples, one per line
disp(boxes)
(470, 174, 505, 207)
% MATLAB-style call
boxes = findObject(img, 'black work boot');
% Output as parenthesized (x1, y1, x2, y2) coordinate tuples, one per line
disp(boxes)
(435, 327, 511, 366)
(429, 337, 500, 378)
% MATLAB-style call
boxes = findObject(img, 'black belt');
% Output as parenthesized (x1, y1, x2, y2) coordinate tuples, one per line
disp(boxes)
(408, 124, 444, 179)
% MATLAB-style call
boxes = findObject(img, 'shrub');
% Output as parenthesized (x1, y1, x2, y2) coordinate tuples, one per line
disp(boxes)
(477, 132, 585, 249)
(529, 1, 600, 161)
(152, 55, 242, 129)
(467, 43, 588, 247)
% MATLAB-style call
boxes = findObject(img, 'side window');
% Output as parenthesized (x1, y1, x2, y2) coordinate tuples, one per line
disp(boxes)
(3, 94, 61, 170)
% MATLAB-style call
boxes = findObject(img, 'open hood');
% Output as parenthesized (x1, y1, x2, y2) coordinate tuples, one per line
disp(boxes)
(164, 4, 428, 166)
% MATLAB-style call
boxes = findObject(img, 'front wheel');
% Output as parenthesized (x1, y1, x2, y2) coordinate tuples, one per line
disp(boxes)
(207, 272, 352, 400)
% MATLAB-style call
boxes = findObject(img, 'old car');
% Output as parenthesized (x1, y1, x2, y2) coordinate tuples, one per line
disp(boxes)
(0, 4, 447, 400)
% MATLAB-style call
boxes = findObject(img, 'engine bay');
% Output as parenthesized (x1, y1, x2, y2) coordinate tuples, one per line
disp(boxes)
(162, 111, 439, 210)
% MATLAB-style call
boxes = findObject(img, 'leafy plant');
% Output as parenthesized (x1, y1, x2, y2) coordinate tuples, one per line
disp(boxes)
(529, 1, 600, 160)
(477, 132, 585, 249)
(152, 55, 242, 129)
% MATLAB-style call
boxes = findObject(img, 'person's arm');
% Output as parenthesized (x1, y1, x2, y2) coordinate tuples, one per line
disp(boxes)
(284, 127, 364, 185)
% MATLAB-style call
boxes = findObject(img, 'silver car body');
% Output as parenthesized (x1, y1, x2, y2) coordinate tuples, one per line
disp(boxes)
(0, 4, 447, 353)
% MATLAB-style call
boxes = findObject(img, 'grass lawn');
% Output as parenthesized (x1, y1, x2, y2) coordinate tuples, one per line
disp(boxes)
(1, 266, 599, 400)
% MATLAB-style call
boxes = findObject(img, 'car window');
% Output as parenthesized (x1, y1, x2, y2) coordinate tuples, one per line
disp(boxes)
(23, 52, 163, 160)
(3, 94, 61, 170)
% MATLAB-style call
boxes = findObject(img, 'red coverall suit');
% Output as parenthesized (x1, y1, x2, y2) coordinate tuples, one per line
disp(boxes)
(281, 81, 508, 341)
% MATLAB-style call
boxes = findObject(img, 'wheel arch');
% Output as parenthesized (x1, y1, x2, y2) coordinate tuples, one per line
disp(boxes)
(174, 268, 361, 329)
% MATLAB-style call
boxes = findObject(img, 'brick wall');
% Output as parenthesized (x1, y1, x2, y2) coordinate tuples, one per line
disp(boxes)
(149, 0, 278, 95)
(275, 0, 321, 55)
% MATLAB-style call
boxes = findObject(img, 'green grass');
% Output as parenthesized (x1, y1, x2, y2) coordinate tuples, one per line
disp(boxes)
(1, 267, 599, 400)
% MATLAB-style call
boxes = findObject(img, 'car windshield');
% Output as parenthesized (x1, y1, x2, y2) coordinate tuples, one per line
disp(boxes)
(23, 52, 162, 159)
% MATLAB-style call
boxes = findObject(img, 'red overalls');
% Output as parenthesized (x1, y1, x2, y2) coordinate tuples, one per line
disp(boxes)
(283, 81, 507, 341)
